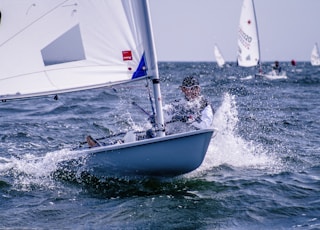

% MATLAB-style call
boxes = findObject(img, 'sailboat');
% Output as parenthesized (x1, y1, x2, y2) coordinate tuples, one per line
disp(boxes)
(311, 43, 320, 66)
(237, 0, 287, 80)
(237, 0, 260, 68)
(0, 1, 214, 177)
(214, 44, 225, 67)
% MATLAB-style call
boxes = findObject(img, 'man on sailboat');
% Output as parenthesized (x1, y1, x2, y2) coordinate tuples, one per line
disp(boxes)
(86, 76, 214, 146)
(163, 76, 214, 133)
(272, 61, 282, 75)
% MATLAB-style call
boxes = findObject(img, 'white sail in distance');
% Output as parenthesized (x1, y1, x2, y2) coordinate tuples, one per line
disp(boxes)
(311, 43, 320, 66)
(214, 44, 225, 67)
(237, 0, 260, 67)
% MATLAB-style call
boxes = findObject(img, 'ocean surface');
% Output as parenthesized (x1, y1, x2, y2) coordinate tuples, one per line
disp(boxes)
(0, 62, 319, 229)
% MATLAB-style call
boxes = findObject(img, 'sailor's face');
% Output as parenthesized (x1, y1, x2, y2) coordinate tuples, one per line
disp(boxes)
(181, 85, 201, 100)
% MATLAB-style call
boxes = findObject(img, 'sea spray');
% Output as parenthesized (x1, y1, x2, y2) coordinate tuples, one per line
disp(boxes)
(200, 93, 277, 171)
(0, 149, 86, 190)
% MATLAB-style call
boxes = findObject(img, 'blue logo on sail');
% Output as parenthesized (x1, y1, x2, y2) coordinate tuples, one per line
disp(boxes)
(132, 53, 147, 79)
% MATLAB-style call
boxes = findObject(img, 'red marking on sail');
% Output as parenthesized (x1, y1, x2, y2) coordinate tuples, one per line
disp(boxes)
(122, 50, 132, 61)
(247, 20, 251, 24)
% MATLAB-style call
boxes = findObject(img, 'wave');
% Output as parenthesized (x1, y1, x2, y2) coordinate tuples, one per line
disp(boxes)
(198, 93, 281, 173)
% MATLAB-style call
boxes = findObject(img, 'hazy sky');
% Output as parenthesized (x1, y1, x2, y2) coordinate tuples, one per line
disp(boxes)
(149, 0, 320, 62)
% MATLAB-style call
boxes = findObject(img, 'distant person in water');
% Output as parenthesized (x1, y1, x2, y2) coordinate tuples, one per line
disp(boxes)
(163, 75, 214, 133)
(272, 61, 282, 74)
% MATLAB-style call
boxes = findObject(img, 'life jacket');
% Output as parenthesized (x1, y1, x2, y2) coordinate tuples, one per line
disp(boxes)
(171, 96, 210, 122)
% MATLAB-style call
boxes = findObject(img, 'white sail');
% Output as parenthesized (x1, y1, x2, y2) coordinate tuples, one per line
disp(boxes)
(0, 1, 156, 100)
(237, 0, 260, 67)
(214, 44, 225, 67)
(311, 43, 320, 66)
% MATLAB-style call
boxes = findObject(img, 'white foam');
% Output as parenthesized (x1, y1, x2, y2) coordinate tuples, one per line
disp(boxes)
(200, 93, 278, 172)
(0, 148, 85, 190)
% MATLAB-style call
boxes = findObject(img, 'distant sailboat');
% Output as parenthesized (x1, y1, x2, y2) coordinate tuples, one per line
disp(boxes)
(237, 0, 260, 67)
(311, 43, 320, 66)
(237, 0, 287, 80)
(214, 44, 225, 67)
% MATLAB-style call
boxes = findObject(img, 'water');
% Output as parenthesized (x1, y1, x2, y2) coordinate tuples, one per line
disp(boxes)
(1, 62, 320, 229)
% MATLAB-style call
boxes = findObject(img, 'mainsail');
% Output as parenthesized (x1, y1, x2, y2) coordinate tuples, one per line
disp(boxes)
(0, 0, 215, 177)
(0, 1, 157, 100)
(237, 0, 260, 67)
(214, 44, 225, 67)
(311, 43, 320, 66)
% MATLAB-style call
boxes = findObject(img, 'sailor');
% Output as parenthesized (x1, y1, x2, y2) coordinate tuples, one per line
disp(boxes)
(86, 75, 214, 146)
(163, 75, 214, 133)
(272, 61, 282, 74)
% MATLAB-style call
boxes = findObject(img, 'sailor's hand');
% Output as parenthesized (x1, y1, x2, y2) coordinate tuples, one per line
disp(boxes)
(185, 115, 195, 124)
(171, 114, 196, 123)
(171, 115, 188, 122)
(148, 115, 156, 124)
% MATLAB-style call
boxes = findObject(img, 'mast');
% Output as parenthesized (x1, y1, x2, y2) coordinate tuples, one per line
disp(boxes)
(140, 0, 165, 137)
(252, 0, 262, 71)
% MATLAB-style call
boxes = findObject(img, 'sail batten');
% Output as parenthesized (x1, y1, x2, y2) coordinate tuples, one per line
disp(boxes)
(0, 0, 152, 100)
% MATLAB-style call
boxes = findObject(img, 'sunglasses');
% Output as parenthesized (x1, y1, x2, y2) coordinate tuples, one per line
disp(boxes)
(181, 85, 200, 91)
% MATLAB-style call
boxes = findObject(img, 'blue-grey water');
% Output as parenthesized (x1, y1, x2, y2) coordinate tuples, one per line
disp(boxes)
(0, 62, 319, 229)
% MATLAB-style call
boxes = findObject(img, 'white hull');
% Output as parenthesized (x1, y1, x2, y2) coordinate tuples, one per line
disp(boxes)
(263, 74, 287, 80)
(76, 129, 215, 177)
(255, 71, 287, 80)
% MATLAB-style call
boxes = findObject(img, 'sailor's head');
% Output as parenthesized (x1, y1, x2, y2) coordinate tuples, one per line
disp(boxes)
(181, 76, 199, 88)
(180, 76, 201, 100)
